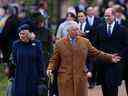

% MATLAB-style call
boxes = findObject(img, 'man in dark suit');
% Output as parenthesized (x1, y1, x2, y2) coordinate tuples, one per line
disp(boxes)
(77, 8, 102, 88)
(77, 11, 95, 88)
(113, 4, 128, 95)
(86, 6, 101, 45)
(83, 7, 102, 88)
(113, 4, 128, 27)
(95, 8, 128, 96)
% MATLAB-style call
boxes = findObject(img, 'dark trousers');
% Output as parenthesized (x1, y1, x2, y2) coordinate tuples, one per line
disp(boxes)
(102, 85, 118, 96)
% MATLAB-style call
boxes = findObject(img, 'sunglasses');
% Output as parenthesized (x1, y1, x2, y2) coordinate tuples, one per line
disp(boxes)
(78, 15, 84, 17)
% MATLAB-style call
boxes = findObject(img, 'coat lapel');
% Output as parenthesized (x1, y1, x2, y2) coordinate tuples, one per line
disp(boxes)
(63, 37, 81, 51)
(63, 37, 73, 51)
(103, 23, 109, 38)
(111, 23, 118, 37)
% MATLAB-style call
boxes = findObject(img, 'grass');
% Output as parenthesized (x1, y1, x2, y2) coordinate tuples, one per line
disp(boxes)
(0, 64, 8, 96)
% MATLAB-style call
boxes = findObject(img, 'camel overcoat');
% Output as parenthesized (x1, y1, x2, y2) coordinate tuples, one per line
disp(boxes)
(48, 36, 112, 96)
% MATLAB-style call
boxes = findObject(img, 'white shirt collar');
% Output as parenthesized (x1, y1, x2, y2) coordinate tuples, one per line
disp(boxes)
(107, 21, 115, 34)
(87, 16, 94, 19)
(87, 16, 94, 26)
(116, 18, 121, 24)
(78, 21, 86, 33)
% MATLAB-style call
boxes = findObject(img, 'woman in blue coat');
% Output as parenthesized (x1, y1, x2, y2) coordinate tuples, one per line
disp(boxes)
(12, 24, 45, 96)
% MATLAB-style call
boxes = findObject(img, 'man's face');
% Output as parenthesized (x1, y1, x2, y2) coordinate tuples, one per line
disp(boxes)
(115, 12, 122, 18)
(69, 27, 80, 38)
(80, 0, 86, 4)
(87, 7, 94, 16)
(104, 9, 115, 24)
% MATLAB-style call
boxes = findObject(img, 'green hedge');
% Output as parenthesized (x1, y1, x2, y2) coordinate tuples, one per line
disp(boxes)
(0, 64, 8, 96)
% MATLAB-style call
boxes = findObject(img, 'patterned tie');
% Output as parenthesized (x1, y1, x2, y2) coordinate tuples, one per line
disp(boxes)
(107, 25, 111, 37)
(80, 23, 83, 31)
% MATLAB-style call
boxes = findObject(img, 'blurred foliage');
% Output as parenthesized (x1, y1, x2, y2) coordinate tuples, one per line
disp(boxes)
(70, 0, 79, 5)
(19, 0, 95, 22)
(0, 64, 8, 95)
(48, 0, 79, 22)
(19, 0, 34, 5)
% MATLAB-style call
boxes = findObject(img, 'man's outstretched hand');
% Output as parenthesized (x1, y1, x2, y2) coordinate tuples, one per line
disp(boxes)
(112, 53, 122, 63)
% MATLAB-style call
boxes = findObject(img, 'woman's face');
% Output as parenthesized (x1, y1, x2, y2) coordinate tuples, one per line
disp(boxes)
(0, 8, 5, 17)
(37, 21, 45, 28)
(19, 30, 30, 42)
(78, 12, 86, 22)
(66, 14, 74, 21)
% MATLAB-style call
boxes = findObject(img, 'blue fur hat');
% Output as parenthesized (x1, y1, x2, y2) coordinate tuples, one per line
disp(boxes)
(18, 24, 31, 32)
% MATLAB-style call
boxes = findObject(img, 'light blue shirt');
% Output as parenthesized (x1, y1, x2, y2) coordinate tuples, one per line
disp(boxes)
(87, 16, 94, 26)
(69, 37, 77, 46)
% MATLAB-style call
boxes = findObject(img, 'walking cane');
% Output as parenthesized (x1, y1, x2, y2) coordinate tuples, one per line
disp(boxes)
(48, 73, 54, 96)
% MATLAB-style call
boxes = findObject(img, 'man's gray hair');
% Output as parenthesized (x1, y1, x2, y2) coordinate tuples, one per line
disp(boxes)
(66, 21, 80, 32)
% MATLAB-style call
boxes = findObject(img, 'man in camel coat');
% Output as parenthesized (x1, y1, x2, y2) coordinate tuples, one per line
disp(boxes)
(47, 21, 121, 96)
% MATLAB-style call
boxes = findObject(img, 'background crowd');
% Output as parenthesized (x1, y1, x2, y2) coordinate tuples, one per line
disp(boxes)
(0, 0, 128, 96)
